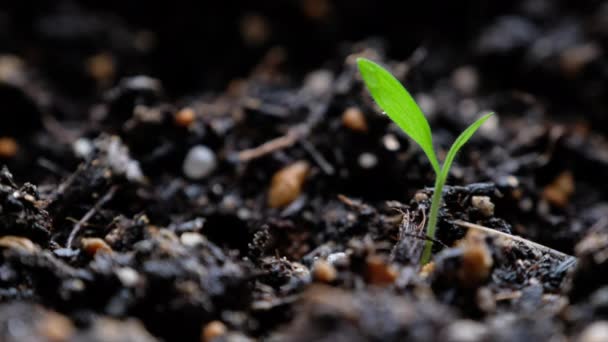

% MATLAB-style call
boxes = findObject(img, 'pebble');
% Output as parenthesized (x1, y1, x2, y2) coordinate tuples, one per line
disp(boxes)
(542, 171, 575, 207)
(341, 107, 368, 132)
(312, 260, 337, 283)
(579, 321, 608, 342)
(86, 52, 115, 83)
(174, 107, 196, 128)
(115, 267, 140, 287)
(180, 232, 206, 247)
(326, 252, 347, 265)
(441, 319, 488, 342)
(415, 93, 437, 118)
(452, 66, 479, 95)
(358, 152, 377, 169)
(471, 196, 495, 217)
(365, 256, 398, 285)
(267, 160, 310, 208)
(81, 238, 113, 257)
(0, 136, 18, 158)
(560, 43, 601, 77)
(0, 236, 38, 253)
(202, 320, 227, 342)
(38, 311, 76, 342)
(382, 134, 400, 151)
(72, 137, 94, 159)
(183, 145, 218, 180)
(457, 230, 493, 287)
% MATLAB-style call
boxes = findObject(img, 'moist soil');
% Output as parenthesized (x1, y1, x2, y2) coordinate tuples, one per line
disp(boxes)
(1, 1, 608, 341)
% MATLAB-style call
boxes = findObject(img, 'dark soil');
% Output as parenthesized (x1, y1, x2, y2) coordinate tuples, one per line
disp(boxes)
(1, 1, 608, 341)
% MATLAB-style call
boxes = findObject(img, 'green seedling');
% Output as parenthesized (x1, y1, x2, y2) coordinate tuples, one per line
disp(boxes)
(357, 58, 493, 265)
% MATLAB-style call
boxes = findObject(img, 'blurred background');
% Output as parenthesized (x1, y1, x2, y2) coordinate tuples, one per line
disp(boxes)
(0, 0, 606, 116)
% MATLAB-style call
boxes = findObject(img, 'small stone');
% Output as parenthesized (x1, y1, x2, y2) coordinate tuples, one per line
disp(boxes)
(578, 321, 608, 342)
(415, 93, 437, 118)
(542, 171, 575, 207)
(415, 192, 429, 203)
(240, 14, 270, 46)
(267, 160, 310, 208)
(341, 107, 368, 132)
(174, 107, 196, 128)
(441, 319, 488, 342)
(382, 134, 400, 151)
(37, 311, 75, 342)
(0, 236, 38, 253)
(0, 136, 18, 158)
(326, 252, 347, 265)
(457, 230, 493, 288)
(86, 52, 115, 84)
(452, 66, 479, 95)
(115, 267, 140, 287)
(180, 232, 205, 247)
(312, 260, 337, 283)
(202, 320, 227, 342)
(183, 145, 218, 180)
(72, 137, 94, 159)
(560, 43, 601, 77)
(358, 152, 377, 169)
(365, 256, 398, 285)
(81, 238, 113, 257)
(419, 261, 435, 278)
(471, 196, 495, 217)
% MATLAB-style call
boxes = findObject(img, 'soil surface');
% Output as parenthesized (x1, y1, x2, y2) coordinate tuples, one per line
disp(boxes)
(1, 1, 608, 341)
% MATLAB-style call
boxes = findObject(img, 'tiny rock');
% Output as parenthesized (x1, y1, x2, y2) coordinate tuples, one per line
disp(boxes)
(0, 136, 18, 158)
(341, 107, 368, 132)
(415, 192, 429, 203)
(202, 320, 227, 342)
(365, 256, 398, 285)
(267, 160, 310, 208)
(116, 267, 140, 287)
(180, 232, 205, 247)
(542, 171, 575, 207)
(419, 261, 435, 278)
(312, 260, 337, 283)
(578, 321, 608, 342)
(0, 236, 38, 253)
(86, 52, 115, 83)
(37, 311, 75, 342)
(81, 237, 113, 256)
(440, 319, 488, 342)
(174, 107, 196, 128)
(471, 196, 495, 217)
(457, 229, 493, 287)
(358, 152, 377, 169)
(183, 145, 218, 180)
(452, 65, 479, 95)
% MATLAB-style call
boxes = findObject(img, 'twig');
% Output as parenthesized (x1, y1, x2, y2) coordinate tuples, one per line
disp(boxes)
(67, 185, 119, 248)
(236, 126, 307, 162)
(299, 140, 335, 175)
(453, 220, 574, 260)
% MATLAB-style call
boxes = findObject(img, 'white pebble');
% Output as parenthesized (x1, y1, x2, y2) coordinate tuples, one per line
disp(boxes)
(115, 267, 139, 287)
(73, 138, 93, 159)
(180, 232, 205, 247)
(183, 145, 217, 179)
(358, 152, 378, 169)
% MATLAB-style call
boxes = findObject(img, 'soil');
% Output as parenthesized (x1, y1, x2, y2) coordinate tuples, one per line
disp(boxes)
(1, 1, 608, 341)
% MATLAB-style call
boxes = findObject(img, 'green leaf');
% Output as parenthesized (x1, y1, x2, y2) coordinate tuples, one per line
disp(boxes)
(357, 58, 440, 174)
(440, 113, 493, 180)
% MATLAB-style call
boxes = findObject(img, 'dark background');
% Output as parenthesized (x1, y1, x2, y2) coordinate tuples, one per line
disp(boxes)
(0, 0, 606, 125)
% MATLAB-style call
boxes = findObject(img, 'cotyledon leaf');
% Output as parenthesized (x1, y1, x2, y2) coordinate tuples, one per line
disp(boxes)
(440, 112, 494, 180)
(357, 58, 440, 174)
